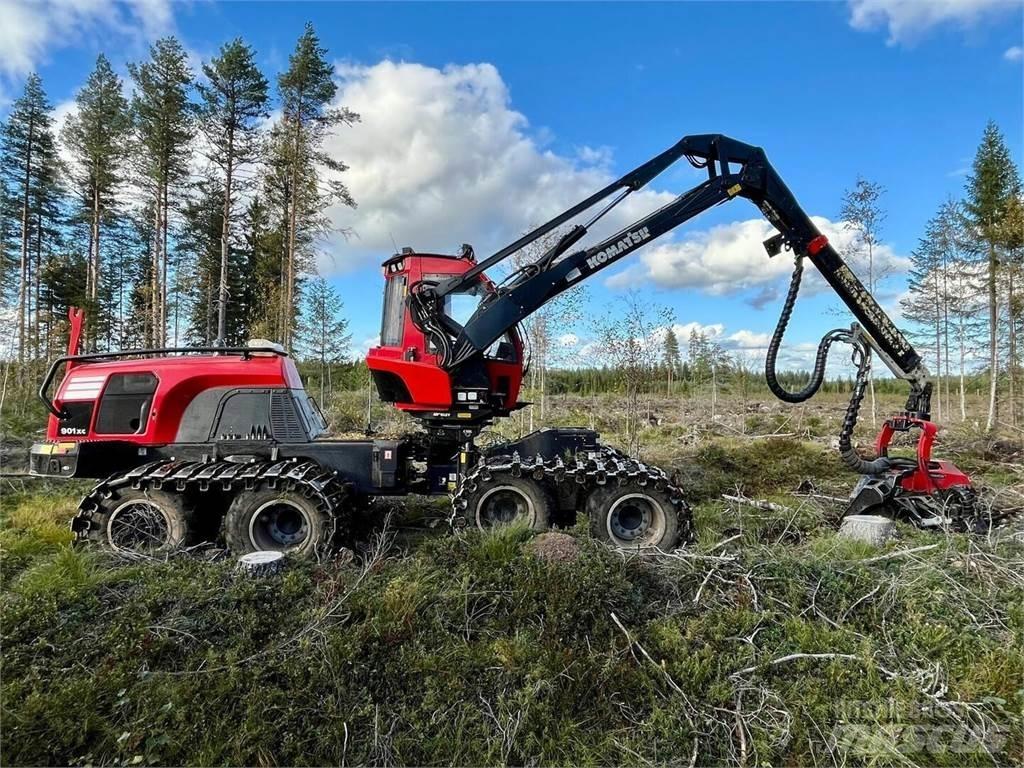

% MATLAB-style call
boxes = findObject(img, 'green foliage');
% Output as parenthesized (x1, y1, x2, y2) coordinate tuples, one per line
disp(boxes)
(2, 473, 1021, 766)
(677, 437, 845, 503)
(965, 121, 1021, 241)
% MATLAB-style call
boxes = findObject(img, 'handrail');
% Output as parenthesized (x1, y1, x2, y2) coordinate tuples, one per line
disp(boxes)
(38, 346, 288, 420)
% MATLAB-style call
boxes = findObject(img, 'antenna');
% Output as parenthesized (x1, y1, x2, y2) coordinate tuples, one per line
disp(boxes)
(388, 231, 400, 255)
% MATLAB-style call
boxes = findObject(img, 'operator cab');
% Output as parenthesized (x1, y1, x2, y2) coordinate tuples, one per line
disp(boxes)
(366, 247, 524, 420)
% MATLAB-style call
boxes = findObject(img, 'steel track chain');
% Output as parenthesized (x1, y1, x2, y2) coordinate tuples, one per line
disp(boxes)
(71, 457, 353, 547)
(450, 444, 694, 541)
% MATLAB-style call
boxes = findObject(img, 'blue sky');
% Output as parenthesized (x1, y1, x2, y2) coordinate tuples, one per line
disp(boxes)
(2, 0, 1022, 368)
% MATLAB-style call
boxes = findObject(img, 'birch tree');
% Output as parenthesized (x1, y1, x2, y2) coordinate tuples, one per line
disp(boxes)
(839, 177, 887, 425)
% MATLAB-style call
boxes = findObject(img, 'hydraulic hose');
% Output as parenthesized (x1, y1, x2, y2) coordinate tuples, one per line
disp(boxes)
(835, 344, 892, 476)
(765, 254, 891, 476)
(764, 256, 831, 403)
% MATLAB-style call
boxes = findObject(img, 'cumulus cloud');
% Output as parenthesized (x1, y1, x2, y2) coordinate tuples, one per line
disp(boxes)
(605, 216, 909, 297)
(0, 0, 176, 83)
(847, 0, 1019, 44)
(320, 60, 674, 271)
(1005, 45, 1024, 61)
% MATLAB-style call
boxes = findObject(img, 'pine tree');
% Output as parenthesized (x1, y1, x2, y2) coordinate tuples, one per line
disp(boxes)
(0, 169, 17, 309)
(0, 74, 61, 363)
(275, 23, 358, 348)
(129, 37, 194, 346)
(197, 39, 269, 344)
(300, 276, 351, 403)
(61, 54, 131, 343)
(964, 121, 1022, 431)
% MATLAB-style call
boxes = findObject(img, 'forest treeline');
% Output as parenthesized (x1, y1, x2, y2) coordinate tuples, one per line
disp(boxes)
(0, 22, 1021, 433)
(0, 24, 353, 374)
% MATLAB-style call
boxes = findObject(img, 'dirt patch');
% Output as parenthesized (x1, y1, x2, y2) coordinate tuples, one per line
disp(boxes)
(528, 531, 581, 564)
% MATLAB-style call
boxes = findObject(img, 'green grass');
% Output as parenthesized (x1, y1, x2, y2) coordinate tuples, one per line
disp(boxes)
(1, 440, 1022, 766)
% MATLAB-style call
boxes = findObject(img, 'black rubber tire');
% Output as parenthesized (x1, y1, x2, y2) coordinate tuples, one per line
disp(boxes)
(587, 484, 681, 550)
(224, 488, 334, 557)
(464, 476, 552, 532)
(91, 487, 191, 555)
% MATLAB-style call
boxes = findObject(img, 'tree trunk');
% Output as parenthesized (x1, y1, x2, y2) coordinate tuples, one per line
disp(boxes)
(958, 315, 967, 421)
(986, 243, 998, 431)
(151, 187, 161, 347)
(934, 284, 942, 423)
(16, 117, 34, 366)
(285, 109, 303, 350)
(218, 126, 235, 345)
(161, 183, 170, 347)
(1008, 266, 1017, 427)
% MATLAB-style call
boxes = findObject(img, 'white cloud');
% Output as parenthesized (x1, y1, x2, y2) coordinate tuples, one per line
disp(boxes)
(1004, 45, 1024, 61)
(319, 59, 909, 313)
(0, 0, 176, 82)
(847, 0, 1019, 44)
(605, 216, 909, 298)
(557, 333, 579, 347)
(320, 60, 674, 272)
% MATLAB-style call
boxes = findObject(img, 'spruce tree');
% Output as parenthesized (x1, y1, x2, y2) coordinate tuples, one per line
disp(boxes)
(130, 37, 194, 346)
(964, 121, 1022, 430)
(275, 23, 358, 348)
(197, 39, 269, 344)
(300, 276, 351, 402)
(178, 177, 226, 345)
(61, 55, 130, 345)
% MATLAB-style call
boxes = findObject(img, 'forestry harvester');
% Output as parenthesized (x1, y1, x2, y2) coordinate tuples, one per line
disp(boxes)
(31, 134, 983, 556)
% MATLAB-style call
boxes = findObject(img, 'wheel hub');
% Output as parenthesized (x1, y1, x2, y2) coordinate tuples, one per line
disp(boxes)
(609, 497, 654, 542)
(478, 486, 533, 527)
(253, 501, 309, 547)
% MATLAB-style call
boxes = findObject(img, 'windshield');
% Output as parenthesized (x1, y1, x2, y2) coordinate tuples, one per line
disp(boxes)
(426, 274, 486, 328)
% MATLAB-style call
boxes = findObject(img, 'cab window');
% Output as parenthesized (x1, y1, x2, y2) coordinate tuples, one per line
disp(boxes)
(95, 372, 157, 434)
(380, 275, 406, 346)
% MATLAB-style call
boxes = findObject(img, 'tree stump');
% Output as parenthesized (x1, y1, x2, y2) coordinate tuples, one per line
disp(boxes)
(838, 514, 896, 546)
(237, 550, 286, 576)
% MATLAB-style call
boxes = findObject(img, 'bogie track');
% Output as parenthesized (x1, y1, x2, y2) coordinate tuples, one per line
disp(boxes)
(453, 444, 693, 549)
(72, 458, 352, 557)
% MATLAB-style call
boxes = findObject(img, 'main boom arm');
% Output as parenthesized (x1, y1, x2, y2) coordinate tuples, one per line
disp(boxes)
(413, 134, 930, 416)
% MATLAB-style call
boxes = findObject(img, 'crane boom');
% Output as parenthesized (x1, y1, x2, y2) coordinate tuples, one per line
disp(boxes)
(414, 133, 930, 418)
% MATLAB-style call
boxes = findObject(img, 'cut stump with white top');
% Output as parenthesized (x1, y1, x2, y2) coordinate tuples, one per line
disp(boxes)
(237, 550, 286, 576)
(838, 514, 896, 546)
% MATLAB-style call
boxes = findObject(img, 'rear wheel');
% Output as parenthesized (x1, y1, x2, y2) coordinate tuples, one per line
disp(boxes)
(224, 489, 334, 557)
(464, 476, 552, 531)
(587, 485, 681, 550)
(92, 488, 191, 555)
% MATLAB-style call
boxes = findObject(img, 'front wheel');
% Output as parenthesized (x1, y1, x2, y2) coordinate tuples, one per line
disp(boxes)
(586, 485, 682, 550)
(91, 488, 192, 555)
(224, 489, 334, 557)
(463, 476, 552, 531)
